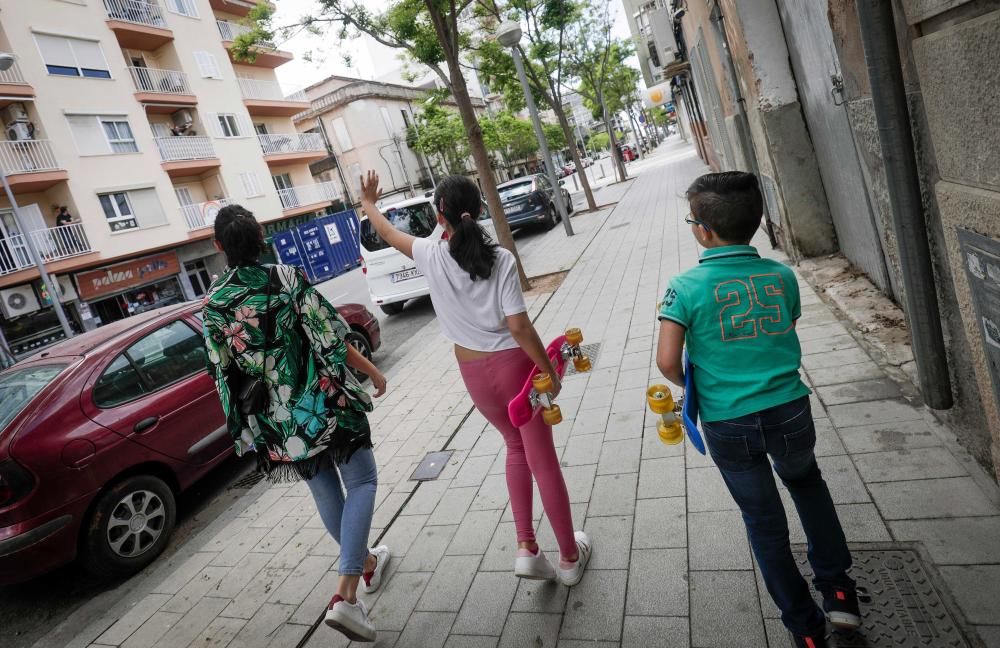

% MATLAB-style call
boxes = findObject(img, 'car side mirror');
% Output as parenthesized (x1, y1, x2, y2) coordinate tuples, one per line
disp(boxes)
(559, 180, 565, 186)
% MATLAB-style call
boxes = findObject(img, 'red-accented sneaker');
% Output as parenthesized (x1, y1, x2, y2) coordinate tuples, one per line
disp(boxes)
(325, 594, 376, 642)
(792, 632, 829, 648)
(362, 545, 390, 594)
(822, 585, 863, 630)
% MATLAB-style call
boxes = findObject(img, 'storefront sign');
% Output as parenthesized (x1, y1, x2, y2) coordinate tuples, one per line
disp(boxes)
(75, 252, 181, 302)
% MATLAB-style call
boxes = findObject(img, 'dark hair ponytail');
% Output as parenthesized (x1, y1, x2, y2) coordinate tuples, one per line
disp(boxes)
(434, 175, 498, 281)
(214, 204, 266, 266)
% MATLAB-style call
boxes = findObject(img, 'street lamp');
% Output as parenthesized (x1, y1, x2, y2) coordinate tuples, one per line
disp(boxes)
(495, 21, 573, 237)
(0, 52, 74, 341)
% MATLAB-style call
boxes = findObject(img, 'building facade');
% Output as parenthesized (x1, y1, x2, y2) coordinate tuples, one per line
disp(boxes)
(623, 0, 680, 88)
(0, 0, 340, 359)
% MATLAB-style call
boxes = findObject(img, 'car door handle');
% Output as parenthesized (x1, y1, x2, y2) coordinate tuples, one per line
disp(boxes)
(134, 416, 160, 434)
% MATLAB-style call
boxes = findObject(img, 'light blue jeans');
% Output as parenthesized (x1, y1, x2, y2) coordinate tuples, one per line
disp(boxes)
(303, 447, 378, 576)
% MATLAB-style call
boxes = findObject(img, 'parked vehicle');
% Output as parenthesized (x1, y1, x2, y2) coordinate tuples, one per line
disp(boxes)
(0, 300, 379, 584)
(619, 144, 637, 162)
(497, 174, 574, 231)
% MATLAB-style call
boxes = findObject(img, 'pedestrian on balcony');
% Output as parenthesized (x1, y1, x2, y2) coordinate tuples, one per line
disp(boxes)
(202, 205, 390, 643)
(54, 206, 83, 254)
(358, 170, 593, 588)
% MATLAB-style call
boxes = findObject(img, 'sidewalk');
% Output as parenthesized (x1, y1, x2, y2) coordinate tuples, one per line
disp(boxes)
(52, 139, 1000, 648)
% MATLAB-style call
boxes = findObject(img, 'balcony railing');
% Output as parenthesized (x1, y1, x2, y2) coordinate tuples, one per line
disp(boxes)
(104, 0, 168, 28)
(31, 223, 93, 261)
(155, 136, 217, 162)
(217, 20, 275, 48)
(128, 66, 191, 95)
(0, 140, 61, 175)
(258, 132, 325, 156)
(180, 198, 233, 230)
(276, 181, 340, 210)
(237, 77, 307, 102)
(0, 234, 30, 275)
(0, 60, 27, 85)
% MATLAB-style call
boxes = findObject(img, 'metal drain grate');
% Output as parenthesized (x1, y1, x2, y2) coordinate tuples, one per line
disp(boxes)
(609, 221, 632, 230)
(410, 450, 454, 481)
(566, 342, 602, 376)
(228, 471, 266, 490)
(787, 549, 970, 647)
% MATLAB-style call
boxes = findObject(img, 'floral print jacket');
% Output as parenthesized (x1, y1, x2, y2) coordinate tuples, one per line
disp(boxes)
(203, 264, 372, 474)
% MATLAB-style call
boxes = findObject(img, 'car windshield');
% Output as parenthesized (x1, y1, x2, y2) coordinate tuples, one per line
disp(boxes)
(498, 181, 534, 202)
(0, 364, 66, 431)
(360, 202, 436, 252)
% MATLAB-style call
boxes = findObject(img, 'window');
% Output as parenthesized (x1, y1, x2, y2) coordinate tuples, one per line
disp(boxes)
(193, 51, 221, 79)
(360, 202, 436, 252)
(331, 117, 353, 151)
(207, 112, 251, 138)
(185, 260, 213, 297)
(67, 114, 137, 156)
(401, 109, 412, 129)
(218, 114, 240, 137)
(165, 0, 199, 18)
(99, 192, 138, 232)
(94, 355, 147, 407)
(240, 171, 263, 198)
(34, 33, 111, 78)
(101, 119, 138, 153)
(380, 107, 394, 137)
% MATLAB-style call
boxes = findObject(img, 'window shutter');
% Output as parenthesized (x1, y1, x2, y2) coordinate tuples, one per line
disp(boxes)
(237, 114, 254, 138)
(332, 117, 353, 151)
(203, 112, 222, 137)
(194, 51, 220, 79)
(34, 34, 76, 69)
(70, 39, 109, 73)
(127, 188, 167, 228)
(240, 172, 261, 197)
(66, 115, 110, 155)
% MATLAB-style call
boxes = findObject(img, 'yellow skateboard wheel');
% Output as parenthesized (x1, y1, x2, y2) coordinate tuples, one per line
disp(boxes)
(532, 373, 554, 393)
(565, 327, 583, 346)
(573, 355, 592, 372)
(542, 404, 563, 425)
(658, 419, 683, 445)
(646, 384, 675, 415)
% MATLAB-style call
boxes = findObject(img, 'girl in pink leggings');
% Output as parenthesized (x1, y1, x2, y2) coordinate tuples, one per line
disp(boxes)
(359, 171, 592, 585)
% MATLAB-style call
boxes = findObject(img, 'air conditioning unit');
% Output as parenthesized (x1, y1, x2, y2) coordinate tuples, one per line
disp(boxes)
(171, 109, 194, 129)
(2, 103, 28, 125)
(55, 275, 78, 303)
(6, 122, 32, 141)
(0, 286, 41, 319)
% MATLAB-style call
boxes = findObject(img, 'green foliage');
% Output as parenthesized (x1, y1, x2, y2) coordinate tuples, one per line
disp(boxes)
(480, 112, 538, 161)
(542, 122, 566, 151)
(589, 131, 609, 150)
(407, 102, 469, 174)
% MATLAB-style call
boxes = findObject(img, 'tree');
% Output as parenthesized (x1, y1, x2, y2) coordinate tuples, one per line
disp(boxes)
(407, 103, 470, 175)
(481, 111, 538, 166)
(475, 0, 600, 212)
(564, 6, 632, 182)
(235, 0, 530, 289)
(542, 122, 566, 152)
(590, 131, 609, 151)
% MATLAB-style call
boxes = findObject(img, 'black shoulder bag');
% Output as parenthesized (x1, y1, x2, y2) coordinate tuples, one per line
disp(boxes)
(234, 266, 274, 417)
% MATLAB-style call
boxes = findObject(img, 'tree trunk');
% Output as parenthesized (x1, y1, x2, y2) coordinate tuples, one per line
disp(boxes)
(602, 97, 627, 182)
(551, 102, 598, 212)
(449, 66, 530, 290)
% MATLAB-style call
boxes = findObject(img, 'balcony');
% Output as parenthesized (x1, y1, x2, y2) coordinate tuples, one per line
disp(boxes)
(181, 197, 233, 231)
(104, 0, 174, 49)
(0, 140, 68, 194)
(258, 133, 326, 166)
(155, 136, 221, 178)
(0, 61, 35, 109)
(0, 223, 94, 276)
(276, 181, 340, 216)
(209, 0, 273, 17)
(217, 20, 293, 69)
(128, 67, 196, 112)
(238, 78, 309, 117)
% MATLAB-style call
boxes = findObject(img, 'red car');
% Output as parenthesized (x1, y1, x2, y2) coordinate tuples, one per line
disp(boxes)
(0, 300, 380, 585)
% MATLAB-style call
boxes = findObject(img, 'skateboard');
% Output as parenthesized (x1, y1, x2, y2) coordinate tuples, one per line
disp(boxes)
(508, 328, 592, 427)
(646, 352, 706, 453)
(681, 352, 706, 454)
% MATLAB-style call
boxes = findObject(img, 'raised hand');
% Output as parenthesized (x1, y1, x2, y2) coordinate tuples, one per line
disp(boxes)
(360, 170, 382, 205)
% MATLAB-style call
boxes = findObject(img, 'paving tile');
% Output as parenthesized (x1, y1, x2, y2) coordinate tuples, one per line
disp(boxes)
(764, 618, 793, 648)
(799, 333, 857, 356)
(604, 411, 645, 441)
(973, 626, 1000, 648)
(563, 464, 598, 504)
(267, 623, 312, 648)
(470, 474, 510, 511)
(618, 367, 651, 391)
(447, 508, 504, 556)
(641, 425, 686, 460)
(452, 455, 496, 488)
(580, 385, 615, 411)
(556, 641, 619, 648)
(511, 579, 569, 614)
(689, 571, 765, 648)
(685, 466, 737, 512)
(589, 473, 638, 516)
(399, 524, 459, 572)
(221, 566, 292, 619)
(309, 531, 341, 558)
(405, 480, 454, 516)
(852, 447, 968, 483)
(626, 549, 687, 616)
(269, 555, 337, 606)
(583, 515, 633, 569)
(836, 420, 942, 454)
(160, 565, 231, 615)
(187, 616, 245, 648)
(451, 572, 519, 636)
(289, 569, 340, 625)
(428, 486, 479, 526)
(498, 612, 562, 648)
(561, 433, 604, 467)
(213, 551, 273, 599)
(813, 419, 847, 457)
(379, 514, 429, 557)
(536, 503, 587, 555)
(471, 430, 505, 458)
(97, 593, 173, 645)
(120, 611, 183, 648)
(372, 492, 410, 529)
(815, 378, 902, 406)
(622, 616, 690, 648)
(252, 516, 311, 554)
(152, 597, 229, 648)
(835, 503, 892, 542)
(689, 510, 752, 570)
(417, 555, 482, 612)
(826, 399, 925, 429)
(888, 517, 1000, 564)
(152, 552, 218, 594)
(869, 477, 997, 519)
(939, 565, 1000, 625)
(230, 603, 296, 648)
(480, 521, 518, 572)
(633, 497, 686, 549)
(560, 570, 627, 641)
(805, 362, 884, 387)
(796, 322, 850, 342)
(396, 611, 455, 648)
(369, 571, 431, 632)
(800, 347, 872, 371)
(597, 438, 642, 475)
(637, 457, 685, 500)
(569, 406, 611, 437)
(444, 636, 499, 648)
(815, 455, 870, 504)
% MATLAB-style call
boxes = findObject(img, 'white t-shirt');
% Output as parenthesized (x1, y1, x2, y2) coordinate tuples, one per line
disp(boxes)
(412, 238, 527, 352)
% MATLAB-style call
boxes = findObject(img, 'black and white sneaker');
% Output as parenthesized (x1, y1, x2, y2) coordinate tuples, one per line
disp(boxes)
(822, 586, 863, 630)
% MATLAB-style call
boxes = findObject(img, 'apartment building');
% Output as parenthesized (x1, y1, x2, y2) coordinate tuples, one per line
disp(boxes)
(0, 0, 341, 358)
(622, 0, 680, 88)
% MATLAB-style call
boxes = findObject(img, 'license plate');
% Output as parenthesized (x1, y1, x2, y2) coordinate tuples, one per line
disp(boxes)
(391, 268, 422, 283)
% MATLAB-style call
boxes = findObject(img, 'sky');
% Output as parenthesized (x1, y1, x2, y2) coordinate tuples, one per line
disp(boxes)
(270, 0, 636, 93)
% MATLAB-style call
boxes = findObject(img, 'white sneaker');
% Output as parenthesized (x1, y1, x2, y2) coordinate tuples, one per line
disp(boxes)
(514, 547, 557, 581)
(325, 595, 376, 642)
(557, 531, 592, 586)
(363, 545, 391, 594)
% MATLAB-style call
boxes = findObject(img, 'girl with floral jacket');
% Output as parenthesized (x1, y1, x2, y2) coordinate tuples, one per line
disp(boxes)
(203, 205, 389, 642)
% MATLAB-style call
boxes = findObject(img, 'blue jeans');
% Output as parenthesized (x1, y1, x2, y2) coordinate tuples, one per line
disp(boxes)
(304, 447, 378, 576)
(702, 396, 853, 636)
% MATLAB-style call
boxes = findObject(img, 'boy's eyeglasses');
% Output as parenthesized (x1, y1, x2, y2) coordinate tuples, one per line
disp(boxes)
(684, 214, 710, 231)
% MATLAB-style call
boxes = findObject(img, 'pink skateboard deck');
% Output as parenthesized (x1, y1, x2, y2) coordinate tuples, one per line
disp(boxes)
(507, 335, 569, 427)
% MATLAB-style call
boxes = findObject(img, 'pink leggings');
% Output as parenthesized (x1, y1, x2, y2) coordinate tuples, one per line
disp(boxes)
(459, 347, 577, 559)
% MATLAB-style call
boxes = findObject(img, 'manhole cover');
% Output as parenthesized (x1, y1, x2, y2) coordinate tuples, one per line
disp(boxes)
(566, 342, 602, 376)
(410, 450, 454, 481)
(609, 221, 631, 230)
(785, 549, 970, 647)
(229, 471, 266, 490)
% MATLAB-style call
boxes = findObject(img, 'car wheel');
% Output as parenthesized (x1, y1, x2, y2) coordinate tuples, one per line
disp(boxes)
(82, 475, 176, 580)
(564, 191, 573, 214)
(346, 330, 372, 382)
(545, 204, 558, 229)
(380, 302, 405, 316)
